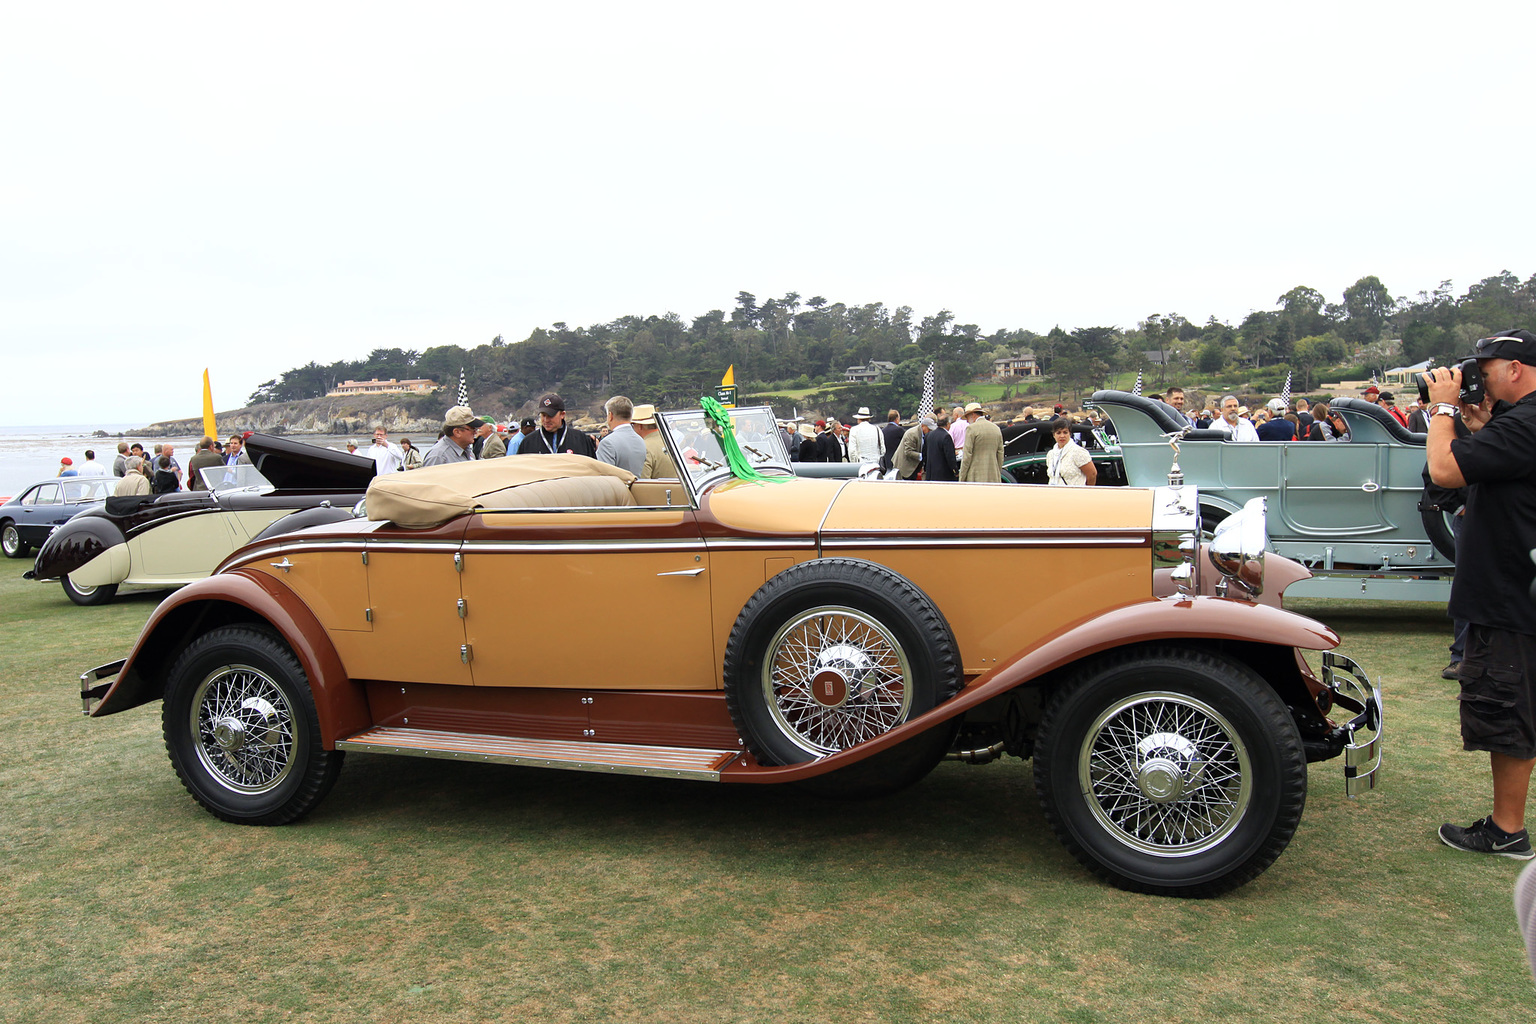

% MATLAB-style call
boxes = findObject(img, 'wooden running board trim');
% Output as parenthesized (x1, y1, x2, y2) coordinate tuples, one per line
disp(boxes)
(336, 726, 740, 781)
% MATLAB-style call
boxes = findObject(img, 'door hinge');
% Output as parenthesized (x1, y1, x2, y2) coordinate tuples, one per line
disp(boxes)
(460, 644, 473, 664)
(365, 607, 373, 623)
(361, 550, 369, 565)
(457, 597, 467, 618)
(454, 552, 464, 573)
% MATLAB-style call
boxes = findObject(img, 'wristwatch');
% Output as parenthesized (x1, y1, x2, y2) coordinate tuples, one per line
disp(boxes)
(1431, 403, 1460, 419)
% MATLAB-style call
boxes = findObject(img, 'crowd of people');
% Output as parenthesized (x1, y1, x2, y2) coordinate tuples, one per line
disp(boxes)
(56, 436, 256, 498)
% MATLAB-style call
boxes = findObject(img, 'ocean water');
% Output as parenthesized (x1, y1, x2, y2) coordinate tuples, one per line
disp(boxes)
(0, 425, 376, 501)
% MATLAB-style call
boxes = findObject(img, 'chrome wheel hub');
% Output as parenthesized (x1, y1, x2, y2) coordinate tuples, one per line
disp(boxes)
(1079, 692, 1252, 856)
(762, 607, 913, 756)
(190, 667, 296, 794)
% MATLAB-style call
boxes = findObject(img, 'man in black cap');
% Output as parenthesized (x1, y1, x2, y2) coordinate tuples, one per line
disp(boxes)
(517, 393, 597, 458)
(422, 406, 483, 467)
(1424, 329, 1536, 861)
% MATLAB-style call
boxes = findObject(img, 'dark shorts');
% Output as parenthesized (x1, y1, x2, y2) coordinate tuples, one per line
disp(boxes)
(1458, 625, 1536, 759)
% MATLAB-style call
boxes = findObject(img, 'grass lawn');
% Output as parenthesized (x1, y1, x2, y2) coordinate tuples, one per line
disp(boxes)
(2, 559, 1533, 1022)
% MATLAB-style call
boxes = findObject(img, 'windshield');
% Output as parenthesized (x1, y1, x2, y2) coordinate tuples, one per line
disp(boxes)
(60, 479, 113, 503)
(657, 405, 792, 492)
(199, 464, 275, 494)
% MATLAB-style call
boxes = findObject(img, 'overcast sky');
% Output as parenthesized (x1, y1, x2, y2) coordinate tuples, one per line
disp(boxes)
(4, 1, 1532, 427)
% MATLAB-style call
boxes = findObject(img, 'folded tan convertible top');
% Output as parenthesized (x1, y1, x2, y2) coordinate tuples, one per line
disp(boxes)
(366, 455, 637, 528)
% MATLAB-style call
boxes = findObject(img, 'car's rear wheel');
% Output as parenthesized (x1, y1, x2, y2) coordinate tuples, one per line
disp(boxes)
(1, 523, 29, 558)
(723, 558, 963, 797)
(162, 624, 343, 825)
(1034, 647, 1306, 897)
(61, 575, 117, 606)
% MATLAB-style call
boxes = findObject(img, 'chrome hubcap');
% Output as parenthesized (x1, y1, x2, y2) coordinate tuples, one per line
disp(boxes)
(1078, 692, 1251, 856)
(190, 667, 296, 794)
(762, 607, 913, 756)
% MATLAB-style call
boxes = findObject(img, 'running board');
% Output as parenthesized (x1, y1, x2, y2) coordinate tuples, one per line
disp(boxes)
(336, 727, 740, 782)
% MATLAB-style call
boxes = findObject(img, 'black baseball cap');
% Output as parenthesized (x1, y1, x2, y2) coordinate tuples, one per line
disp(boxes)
(1468, 329, 1536, 362)
(538, 393, 566, 415)
(520, 417, 536, 429)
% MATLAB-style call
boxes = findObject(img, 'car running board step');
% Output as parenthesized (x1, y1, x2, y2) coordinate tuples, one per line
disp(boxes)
(336, 727, 740, 781)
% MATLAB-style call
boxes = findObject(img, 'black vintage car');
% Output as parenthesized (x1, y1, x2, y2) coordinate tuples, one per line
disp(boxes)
(26, 434, 376, 605)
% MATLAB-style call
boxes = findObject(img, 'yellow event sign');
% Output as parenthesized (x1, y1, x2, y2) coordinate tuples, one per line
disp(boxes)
(716, 365, 737, 408)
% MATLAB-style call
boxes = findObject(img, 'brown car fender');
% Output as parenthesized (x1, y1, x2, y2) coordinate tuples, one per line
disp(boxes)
(90, 568, 370, 748)
(720, 597, 1339, 783)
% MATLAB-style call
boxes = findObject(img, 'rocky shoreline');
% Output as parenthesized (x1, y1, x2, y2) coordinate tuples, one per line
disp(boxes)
(136, 394, 449, 439)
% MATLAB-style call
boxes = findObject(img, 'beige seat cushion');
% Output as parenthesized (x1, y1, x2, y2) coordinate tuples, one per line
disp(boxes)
(367, 454, 637, 528)
(480, 475, 637, 510)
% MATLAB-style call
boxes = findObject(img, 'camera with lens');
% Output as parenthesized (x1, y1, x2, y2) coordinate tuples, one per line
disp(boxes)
(1457, 358, 1485, 406)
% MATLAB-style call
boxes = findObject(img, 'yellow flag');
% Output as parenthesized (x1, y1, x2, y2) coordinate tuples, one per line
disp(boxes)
(721, 365, 735, 387)
(202, 369, 216, 440)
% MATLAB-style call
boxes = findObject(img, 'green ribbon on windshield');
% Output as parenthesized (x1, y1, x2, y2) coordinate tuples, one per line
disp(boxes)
(700, 396, 786, 484)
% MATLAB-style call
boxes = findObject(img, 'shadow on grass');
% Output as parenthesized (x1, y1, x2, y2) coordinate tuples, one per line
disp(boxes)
(308, 750, 1063, 870)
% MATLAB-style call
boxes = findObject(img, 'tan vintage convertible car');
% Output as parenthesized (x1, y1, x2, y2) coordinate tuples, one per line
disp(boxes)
(78, 405, 1381, 896)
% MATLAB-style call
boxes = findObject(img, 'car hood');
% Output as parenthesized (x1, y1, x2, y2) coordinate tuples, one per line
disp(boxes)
(704, 477, 1153, 536)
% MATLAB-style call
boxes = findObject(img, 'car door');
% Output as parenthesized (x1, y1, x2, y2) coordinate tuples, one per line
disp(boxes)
(457, 506, 715, 690)
(18, 484, 60, 546)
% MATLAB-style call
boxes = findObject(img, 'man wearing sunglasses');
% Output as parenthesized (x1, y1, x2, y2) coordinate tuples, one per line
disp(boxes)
(1423, 329, 1536, 861)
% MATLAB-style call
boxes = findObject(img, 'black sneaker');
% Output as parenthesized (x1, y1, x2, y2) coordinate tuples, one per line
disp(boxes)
(1439, 817, 1535, 860)
(1441, 662, 1461, 680)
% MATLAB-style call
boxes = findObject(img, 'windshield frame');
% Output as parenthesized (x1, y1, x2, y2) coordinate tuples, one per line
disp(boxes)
(656, 405, 793, 503)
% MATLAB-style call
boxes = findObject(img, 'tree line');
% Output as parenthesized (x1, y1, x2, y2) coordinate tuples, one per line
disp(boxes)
(248, 271, 1536, 414)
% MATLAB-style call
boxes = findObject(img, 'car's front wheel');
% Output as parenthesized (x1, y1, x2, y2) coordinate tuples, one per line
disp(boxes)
(1034, 647, 1306, 897)
(162, 625, 343, 825)
(1, 523, 29, 558)
(61, 575, 117, 606)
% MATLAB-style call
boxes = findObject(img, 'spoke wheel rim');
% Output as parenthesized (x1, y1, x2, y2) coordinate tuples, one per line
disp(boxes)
(2, 526, 18, 555)
(1078, 691, 1252, 857)
(761, 606, 913, 756)
(190, 664, 297, 794)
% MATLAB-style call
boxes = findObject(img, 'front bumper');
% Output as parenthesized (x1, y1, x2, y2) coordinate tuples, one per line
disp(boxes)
(80, 659, 125, 715)
(1319, 651, 1382, 797)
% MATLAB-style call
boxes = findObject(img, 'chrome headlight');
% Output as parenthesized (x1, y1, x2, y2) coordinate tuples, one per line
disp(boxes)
(1209, 497, 1267, 598)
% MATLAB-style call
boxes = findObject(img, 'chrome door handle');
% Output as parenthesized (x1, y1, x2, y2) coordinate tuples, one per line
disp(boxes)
(656, 567, 706, 577)
(270, 558, 293, 573)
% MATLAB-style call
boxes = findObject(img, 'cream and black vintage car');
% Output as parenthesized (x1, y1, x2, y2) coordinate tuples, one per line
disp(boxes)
(78, 405, 1381, 897)
(28, 434, 373, 605)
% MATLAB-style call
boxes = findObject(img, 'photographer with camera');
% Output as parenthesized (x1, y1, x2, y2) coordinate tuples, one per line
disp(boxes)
(1424, 329, 1536, 860)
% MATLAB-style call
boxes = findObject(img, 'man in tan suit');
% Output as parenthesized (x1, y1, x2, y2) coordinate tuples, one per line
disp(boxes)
(633, 405, 678, 479)
(959, 402, 1002, 483)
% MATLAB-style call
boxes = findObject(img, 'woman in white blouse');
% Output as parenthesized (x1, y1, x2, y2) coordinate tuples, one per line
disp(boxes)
(1046, 419, 1097, 486)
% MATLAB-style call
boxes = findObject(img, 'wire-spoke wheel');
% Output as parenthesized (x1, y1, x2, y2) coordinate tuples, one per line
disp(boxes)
(163, 625, 342, 825)
(725, 559, 962, 796)
(1078, 692, 1251, 856)
(189, 665, 299, 795)
(761, 606, 913, 757)
(1035, 647, 1306, 897)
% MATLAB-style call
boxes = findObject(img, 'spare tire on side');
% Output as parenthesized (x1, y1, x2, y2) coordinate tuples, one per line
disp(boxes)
(723, 558, 964, 795)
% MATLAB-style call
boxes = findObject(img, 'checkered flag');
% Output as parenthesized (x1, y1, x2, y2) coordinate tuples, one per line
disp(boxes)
(1131, 369, 1143, 396)
(917, 362, 936, 421)
(1280, 370, 1292, 407)
(457, 367, 468, 407)
(1370, 369, 1379, 388)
